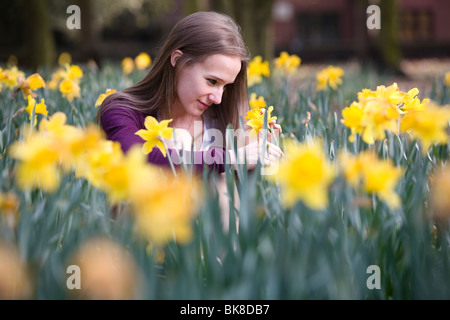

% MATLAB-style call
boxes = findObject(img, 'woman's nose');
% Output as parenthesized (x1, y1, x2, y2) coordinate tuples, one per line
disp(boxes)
(208, 88, 223, 105)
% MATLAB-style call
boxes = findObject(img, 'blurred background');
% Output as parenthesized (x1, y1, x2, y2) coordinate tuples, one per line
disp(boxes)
(1, 0, 449, 75)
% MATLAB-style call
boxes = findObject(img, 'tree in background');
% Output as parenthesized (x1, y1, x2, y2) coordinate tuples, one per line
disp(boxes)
(354, 0, 403, 74)
(378, 0, 402, 74)
(1, 0, 174, 69)
(17, 0, 56, 70)
(184, 0, 275, 61)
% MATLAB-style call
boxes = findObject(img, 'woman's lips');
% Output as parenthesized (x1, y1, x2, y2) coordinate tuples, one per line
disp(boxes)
(199, 100, 210, 110)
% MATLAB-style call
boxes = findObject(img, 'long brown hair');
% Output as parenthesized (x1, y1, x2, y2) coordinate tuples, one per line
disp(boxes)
(96, 11, 251, 134)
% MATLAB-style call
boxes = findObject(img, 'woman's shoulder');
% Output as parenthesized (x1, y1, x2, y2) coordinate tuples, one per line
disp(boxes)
(100, 97, 146, 125)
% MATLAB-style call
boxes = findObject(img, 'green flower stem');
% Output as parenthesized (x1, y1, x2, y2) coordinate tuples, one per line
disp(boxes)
(162, 139, 177, 177)
(30, 98, 36, 130)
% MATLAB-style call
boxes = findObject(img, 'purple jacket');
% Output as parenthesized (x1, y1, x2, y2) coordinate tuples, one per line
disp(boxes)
(99, 99, 227, 173)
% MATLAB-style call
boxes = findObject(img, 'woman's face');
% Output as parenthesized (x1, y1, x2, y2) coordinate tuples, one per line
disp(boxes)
(171, 53, 242, 120)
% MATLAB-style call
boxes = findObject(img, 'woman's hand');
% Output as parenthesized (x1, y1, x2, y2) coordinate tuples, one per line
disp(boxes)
(228, 139, 284, 170)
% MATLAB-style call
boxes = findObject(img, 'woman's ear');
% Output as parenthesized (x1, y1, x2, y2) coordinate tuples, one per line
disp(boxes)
(170, 50, 183, 67)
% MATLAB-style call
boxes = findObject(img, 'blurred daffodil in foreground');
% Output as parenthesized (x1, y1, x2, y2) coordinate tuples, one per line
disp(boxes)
(127, 156, 202, 246)
(8, 111, 202, 247)
(316, 65, 344, 91)
(135, 116, 173, 157)
(8, 127, 61, 192)
(429, 163, 450, 221)
(338, 149, 403, 209)
(69, 237, 142, 300)
(0, 243, 32, 300)
(267, 139, 336, 210)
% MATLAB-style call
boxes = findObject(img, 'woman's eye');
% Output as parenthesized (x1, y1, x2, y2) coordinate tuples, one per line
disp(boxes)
(207, 79, 217, 85)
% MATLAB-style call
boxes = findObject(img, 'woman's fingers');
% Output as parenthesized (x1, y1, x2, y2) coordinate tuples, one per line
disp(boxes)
(269, 120, 282, 133)
(267, 142, 284, 158)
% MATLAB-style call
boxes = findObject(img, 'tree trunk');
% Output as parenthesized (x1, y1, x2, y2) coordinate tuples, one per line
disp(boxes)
(211, 0, 274, 60)
(78, 0, 102, 66)
(18, 0, 56, 70)
(378, 0, 403, 74)
(353, 0, 370, 61)
(183, 0, 209, 16)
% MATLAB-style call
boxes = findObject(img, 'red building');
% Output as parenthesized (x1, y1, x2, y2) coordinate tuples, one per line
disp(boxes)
(272, 0, 450, 60)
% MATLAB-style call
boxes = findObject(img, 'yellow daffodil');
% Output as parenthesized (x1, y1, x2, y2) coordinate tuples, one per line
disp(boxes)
(341, 83, 411, 145)
(357, 88, 378, 100)
(37, 112, 84, 172)
(316, 65, 344, 91)
(0, 66, 25, 89)
(75, 140, 124, 189)
(38, 111, 73, 137)
(135, 52, 151, 70)
(47, 63, 82, 94)
(360, 99, 401, 145)
(59, 79, 81, 102)
(135, 116, 173, 157)
(62, 64, 83, 83)
(274, 51, 301, 75)
(245, 106, 277, 137)
(400, 100, 450, 154)
(24, 95, 48, 126)
(100, 146, 151, 204)
(47, 68, 65, 90)
(400, 87, 429, 112)
(132, 176, 201, 246)
(341, 102, 364, 142)
(373, 83, 404, 105)
(59, 124, 106, 173)
(338, 150, 403, 209)
(247, 55, 270, 87)
(128, 159, 202, 245)
(121, 57, 134, 75)
(95, 88, 116, 108)
(8, 130, 61, 192)
(249, 93, 267, 109)
(268, 139, 336, 210)
(17, 73, 46, 98)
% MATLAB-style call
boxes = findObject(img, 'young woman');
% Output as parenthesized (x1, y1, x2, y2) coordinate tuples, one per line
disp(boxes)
(97, 11, 282, 174)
